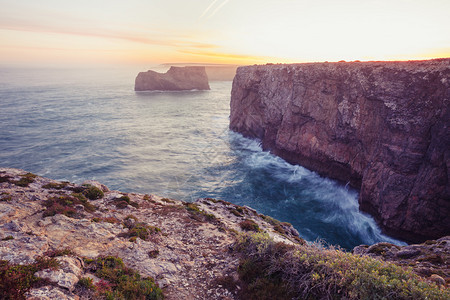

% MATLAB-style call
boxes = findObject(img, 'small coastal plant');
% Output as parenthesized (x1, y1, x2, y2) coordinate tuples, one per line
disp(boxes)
(82, 184, 104, 200)
(239, 219, 260, 232)
(11, 173, 37, 187)
(234, 232, 449, 300)
(184, 203, 217, 222)
(83, 256, 163, 299)
(0, 256, 59, 299)
(43, 248, 75, 257)
(42, 194, 96, 218)
(113, 195, 139, 209)
(119, 216, 161, 242)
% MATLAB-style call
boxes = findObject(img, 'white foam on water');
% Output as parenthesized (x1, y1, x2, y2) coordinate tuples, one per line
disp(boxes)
(230, 131, 406, 246)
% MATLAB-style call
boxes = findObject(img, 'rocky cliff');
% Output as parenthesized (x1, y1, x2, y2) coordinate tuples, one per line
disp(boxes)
(230, 59, 450, 243)
(135, 66, 210, 91)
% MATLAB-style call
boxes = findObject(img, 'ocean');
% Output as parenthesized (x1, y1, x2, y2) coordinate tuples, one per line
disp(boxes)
(0, 67, 404, 249)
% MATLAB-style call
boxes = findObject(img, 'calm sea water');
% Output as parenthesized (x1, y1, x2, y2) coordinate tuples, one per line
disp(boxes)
(0, 67, 404, 249)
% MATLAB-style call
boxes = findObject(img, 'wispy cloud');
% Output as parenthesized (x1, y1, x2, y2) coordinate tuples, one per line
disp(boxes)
(200, 0, 231, 19)
(178, 49, 275, 64)
(200, 0, 220, 18)
(0, 18, 217, 50)
(209, 0, 231, 18)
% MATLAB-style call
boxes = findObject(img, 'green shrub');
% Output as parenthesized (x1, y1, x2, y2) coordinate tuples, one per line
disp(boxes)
(84, 256, 163, 299)
(113, 195, 139, 209)
(42, 182, 68, 190)
(115, 200, 129, 209)
(148, 250, 159, 259)
(235, 233, 448, 300)
(0, 192, 12, 202)
(0, 256, 59, 299)
(42, 194, 96, 218)
(77, 277, 95, 290)
(12, 173, 37, 187)
(92, 216, 121, 224)
(239, 219, 260, 232)
(82, 185, 104, 200)
(0, 175, 12, 183)
(43, 248, 75, 257)
(1, 236, 14, 241)
(230, 209, 243, 217)
(72, 193, 96, 213)
(184, 203, 217, 222)
(127, 223, 160, 241)
(161, 198, 175, 204)
(119, 216, 161, 242)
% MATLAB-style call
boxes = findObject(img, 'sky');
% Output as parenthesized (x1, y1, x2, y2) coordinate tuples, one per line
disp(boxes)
(0, 0, 449, 67)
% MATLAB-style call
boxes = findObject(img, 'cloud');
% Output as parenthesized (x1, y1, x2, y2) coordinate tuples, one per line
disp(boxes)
(200, 0, 231, 19)
(200, 0, 220, 18)
(209, 0, 231, 18)
(0, 18, 217, 50)
(178, 49, 277, 64)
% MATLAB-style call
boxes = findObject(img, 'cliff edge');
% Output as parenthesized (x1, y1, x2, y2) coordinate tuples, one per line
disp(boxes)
(135, 66, 210, 91)
(230, 59, 450, 243)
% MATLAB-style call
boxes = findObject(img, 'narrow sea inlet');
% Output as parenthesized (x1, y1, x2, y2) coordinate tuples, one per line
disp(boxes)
(0, 67, 403, 249)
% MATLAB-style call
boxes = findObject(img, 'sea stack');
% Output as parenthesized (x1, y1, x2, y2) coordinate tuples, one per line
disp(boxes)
(229, 58, 450, 243)
(134, 66, 210, 91)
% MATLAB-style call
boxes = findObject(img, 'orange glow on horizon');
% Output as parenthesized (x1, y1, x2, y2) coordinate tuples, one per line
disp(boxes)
(0, 1, 449, 68)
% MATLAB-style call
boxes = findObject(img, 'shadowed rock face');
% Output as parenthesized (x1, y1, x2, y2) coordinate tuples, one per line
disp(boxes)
(135, 66, 210, 91)
(230, 59, 450, 243)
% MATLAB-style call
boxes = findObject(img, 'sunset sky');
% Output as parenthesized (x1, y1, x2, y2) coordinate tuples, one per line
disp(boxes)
(1, 0, 449, 67)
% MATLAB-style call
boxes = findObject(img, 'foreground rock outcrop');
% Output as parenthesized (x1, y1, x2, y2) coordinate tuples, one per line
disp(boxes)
(0, 168, 301, 299)
(230, 59, 450, 243)
(135, 66, 210, 91)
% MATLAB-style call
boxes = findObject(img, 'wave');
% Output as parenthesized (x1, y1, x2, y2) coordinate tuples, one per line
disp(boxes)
(227, 131, 406, 248)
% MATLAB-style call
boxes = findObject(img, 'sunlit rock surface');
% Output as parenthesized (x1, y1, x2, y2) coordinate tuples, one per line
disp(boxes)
(230, 59, 450, 242)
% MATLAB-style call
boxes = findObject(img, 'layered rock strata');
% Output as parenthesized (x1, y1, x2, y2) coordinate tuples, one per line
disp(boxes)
(135, 66, 210, 91)
(230, 59, 450, 243)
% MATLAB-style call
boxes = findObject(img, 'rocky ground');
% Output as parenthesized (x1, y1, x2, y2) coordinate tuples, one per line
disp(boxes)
(0, 167, 448, 299)
(0, 167, 301, 299)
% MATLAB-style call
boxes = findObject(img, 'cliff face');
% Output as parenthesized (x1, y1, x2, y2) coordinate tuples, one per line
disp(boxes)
(135, 66, 210, 91)
(230, 59, 450, 243)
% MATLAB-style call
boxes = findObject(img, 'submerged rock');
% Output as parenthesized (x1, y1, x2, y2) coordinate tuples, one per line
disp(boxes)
(230, 58, 450, 243)
(135, 66, 210, 91)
